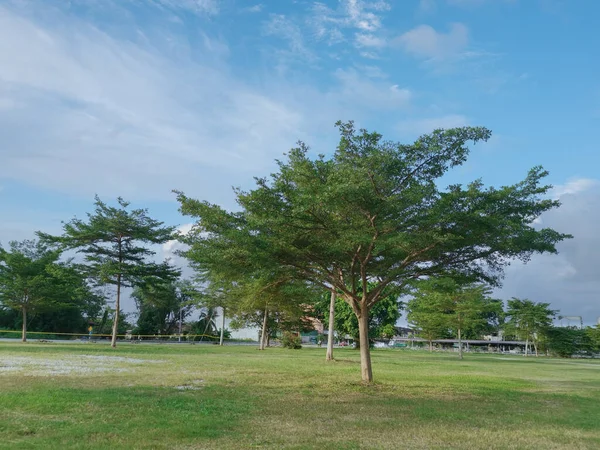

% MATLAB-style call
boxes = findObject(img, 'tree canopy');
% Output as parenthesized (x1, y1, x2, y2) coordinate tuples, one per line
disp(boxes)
(38, 196, 180, 347)
(176, 121, 571, 382)
(504, 298, 557, 356)
(408, 278, 502, 358)
(0, 240, 100, 341)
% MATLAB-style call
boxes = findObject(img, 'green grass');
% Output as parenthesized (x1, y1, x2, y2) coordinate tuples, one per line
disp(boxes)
(1, 343, 599, 449)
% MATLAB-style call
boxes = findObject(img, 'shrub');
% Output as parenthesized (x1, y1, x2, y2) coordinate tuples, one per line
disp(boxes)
(282, 332, 302, 349)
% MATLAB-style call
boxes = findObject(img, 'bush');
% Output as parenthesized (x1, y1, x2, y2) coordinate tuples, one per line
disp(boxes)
(282, 332, 302, 349)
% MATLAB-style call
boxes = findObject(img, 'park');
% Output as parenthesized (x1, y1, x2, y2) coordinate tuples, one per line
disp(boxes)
(1, 341, 599, 449)
(2, 2, 600, 448)
(1, 121, 599, 449)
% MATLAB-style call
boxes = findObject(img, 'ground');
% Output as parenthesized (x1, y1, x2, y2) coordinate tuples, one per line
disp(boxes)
(0, 343, 599, 449)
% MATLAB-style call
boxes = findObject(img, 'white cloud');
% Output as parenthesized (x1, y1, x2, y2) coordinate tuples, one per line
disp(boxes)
(397, 114, 469, 136)
(0, 3, 414, 205)
(242, 4, 264, 13)
(355, 32, 387, 48)
(395, 23, 469, 60)
(344, 0, 390, 31)
(309, 0, 391, 54)
(141, 0, 220, 15)
(330, 69, 411, 110)
(263, 13, 317, 66)
(448, 0, 516, 7)
(447, 0, 486, 5)
(498, 178, 600, 325)
(550, 178, 599, 199)
(0, 5, 306, 201)
(162, 223, 194, 256)
(418, 0, 437, 13)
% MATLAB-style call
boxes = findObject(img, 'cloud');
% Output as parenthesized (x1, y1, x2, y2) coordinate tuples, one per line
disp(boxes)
(498, 178, 600, 325)
(418, 0, 437, 13)
(0, 5, 309, 202)
(162, 223, 194, 256)
(355, 32, 387, 48)
(309, 0, 391, 54)
(550, 178, 599, 199)
(330, 69, 411, 110)
(447, 0, 487, 5)
(146, 0, 220, 15)
(397, 114, 469, 136)
(394, 23, 469, 60)
(263, 13, 317, 66)
(447, 0, 517, 7)
(0, 3, 415, 206)
(242, 4, 264, 13)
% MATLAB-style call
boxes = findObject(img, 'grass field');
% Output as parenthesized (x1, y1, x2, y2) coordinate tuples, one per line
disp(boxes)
(0, 342, 599, 449)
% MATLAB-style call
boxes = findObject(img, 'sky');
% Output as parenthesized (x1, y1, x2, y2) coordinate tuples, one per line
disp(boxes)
(0, 0, 599, 324)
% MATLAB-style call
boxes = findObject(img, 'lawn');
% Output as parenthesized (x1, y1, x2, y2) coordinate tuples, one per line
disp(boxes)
(0, 342, 599, 449)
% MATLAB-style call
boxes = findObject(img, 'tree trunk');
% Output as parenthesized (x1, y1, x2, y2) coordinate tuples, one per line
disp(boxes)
(357, 309, 373, 383)
(21, 306, 27, 343)
(429, 339, 433, 352)
(534, 340, 538, 357)
(458, 327, 463, 360)
(219, 307, 225, 346)
(111, 274, 121, 348)
(326, 289, 336, 361)
(524, 338, 528, 357)
(259, 307, 268, 351)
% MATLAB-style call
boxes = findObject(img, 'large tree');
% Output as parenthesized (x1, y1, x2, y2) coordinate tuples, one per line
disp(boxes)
(504, 298, 557, 356)
(38, 196, 180, 348)
(0, 240, 100, 341)
(177, 122, 571, 382)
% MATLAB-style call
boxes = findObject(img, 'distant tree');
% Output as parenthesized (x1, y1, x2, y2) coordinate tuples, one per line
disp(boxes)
(38, 196, 180, 348)
(407, 296, 448, 352)
(0, 240, 100, 341)
(189, 307, 219, 341)
(586, 326, 600, 352)
(132, 280, 196, 336)
(466, 299, 505, 339)
(176, 122, 571, 382)
(0, 240, 59, 341)
(408, 279, 498, 359)
(99, 308, 133, 336)
(504, 298, 557, 356)
(227, 277, 316, 350)
(318, 288, 401, 348)
(173, 202, 319, 350)
(545, 327, 594, 358)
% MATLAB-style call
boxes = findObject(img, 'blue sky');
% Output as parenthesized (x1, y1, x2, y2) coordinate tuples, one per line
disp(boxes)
(1, 0, 599, 321)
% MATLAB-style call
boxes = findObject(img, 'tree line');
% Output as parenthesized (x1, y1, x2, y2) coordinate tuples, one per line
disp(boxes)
(406, 280, 600, 358)
(2, 121, 597, 382)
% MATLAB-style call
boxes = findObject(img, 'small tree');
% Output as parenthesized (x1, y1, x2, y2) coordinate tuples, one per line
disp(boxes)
(409, 279, 498, 359)
(319, 288, 401, 349)
(586, 326, 600, 353)
(38, 196, 180, 348)
(504, 298, 557, 356)
(545, 326, 594, 358)
(133, 280, 195, 336)
(407, 296, 448, 352)
(0, 240, 98, 341)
